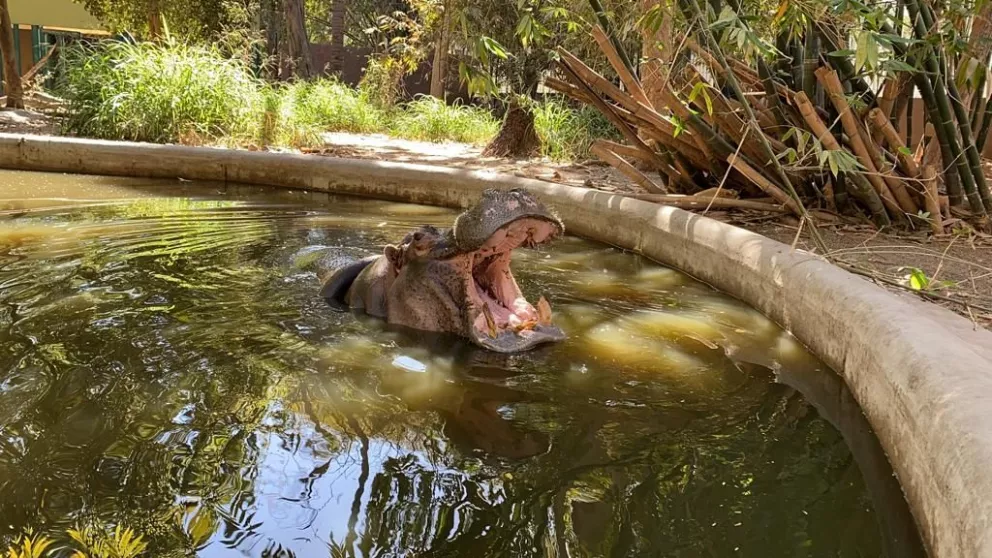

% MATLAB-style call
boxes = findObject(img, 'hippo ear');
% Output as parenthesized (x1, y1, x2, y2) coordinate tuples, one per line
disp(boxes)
(384, 244, 402, 270)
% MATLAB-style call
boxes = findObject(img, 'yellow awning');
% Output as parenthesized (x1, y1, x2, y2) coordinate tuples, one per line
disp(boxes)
(9, 0, 105, 32)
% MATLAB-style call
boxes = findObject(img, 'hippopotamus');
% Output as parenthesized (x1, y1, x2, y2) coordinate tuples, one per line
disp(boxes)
(305, 188, 567, 353)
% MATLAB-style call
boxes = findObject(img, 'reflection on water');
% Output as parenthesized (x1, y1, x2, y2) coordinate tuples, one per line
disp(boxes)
(0, 171, 921, 557)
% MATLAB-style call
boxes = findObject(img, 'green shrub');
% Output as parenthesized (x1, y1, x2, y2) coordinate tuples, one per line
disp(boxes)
(390, 95, 499, 144)
(533, 98, 622, 161)
(57, 40, 263, 144)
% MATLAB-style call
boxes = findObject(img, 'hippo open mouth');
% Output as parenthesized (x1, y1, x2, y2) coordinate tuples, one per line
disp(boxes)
(464, 217, 565, 352)
(306, 188, 567, 353)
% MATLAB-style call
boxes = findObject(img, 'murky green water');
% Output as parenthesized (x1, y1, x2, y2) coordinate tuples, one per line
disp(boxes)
(0, 171, 923, 557)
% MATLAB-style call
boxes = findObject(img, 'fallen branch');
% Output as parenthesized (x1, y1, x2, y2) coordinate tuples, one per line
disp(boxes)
(617, 192, 789, 212)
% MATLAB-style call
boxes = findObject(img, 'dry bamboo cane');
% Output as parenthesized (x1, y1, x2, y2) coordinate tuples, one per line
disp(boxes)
(922, 165, 943, 234)
(589, 142, 669, 194)
(555, 61, 671, 174)
(815, 67, 906, 221)
(680, 0, 826, 250)
(726, 155, 803, 216)
(591, 140, 662, 170)
(794, 92, 890, 226)
(556, 47, 717, 170)
(591, 26, 652, 108)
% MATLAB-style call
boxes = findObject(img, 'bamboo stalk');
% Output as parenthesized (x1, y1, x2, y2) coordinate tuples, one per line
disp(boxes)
(794, 91, 890, 225)
(591, 25, 652, 108)
(727, 155, 803, 216)
(587, 0, 636, 76)
(815, 67, 906, 220)
(888, 10, 978, 211)
(915, 0, 992, 212)
(590, 142, 669, 194)
(977, 92, 992, 153)
(679, 0, 821, 243)
(922, 165, 943, 235)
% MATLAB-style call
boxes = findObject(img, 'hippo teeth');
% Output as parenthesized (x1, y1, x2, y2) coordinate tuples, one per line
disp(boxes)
(481, 303, 499, 338)
(537, 296, 552, 326)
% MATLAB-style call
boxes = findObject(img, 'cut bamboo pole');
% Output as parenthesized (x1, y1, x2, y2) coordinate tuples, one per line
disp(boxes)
(590, 142, 669, 194)
(816, 67, 905, 221)
(860, 119, 920, 214)
(868, 108, 921, 178)
(793, 92, 890, 226)
(726, 155, 803, 216)
(916, 121, 935, 165)
(868, 107, 925, 205)
(922, 165, 943, 235)
(591, 25, 652, 108)
(877, 74, 908, 120)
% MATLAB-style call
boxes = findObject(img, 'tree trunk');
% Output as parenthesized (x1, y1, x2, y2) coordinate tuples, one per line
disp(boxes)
(0, 0, 22, 109)
(328, 0, 347, 75)
(639, 0, 674, 108)
(482, 101, 540, 158)
(283, 0, 313, 79)
(147, 0, 162, 40)
(429, 0, 450, 99)
(263, 0, 282, 80)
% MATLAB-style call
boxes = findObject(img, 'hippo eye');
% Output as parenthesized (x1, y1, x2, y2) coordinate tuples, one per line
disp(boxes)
(413, 232, 423, 241)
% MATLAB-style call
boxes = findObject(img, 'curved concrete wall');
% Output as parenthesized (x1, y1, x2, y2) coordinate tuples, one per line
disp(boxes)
(1, 134, 991, 556)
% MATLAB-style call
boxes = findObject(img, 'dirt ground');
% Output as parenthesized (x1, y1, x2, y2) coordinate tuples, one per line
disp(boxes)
(2, 107, 989, 329)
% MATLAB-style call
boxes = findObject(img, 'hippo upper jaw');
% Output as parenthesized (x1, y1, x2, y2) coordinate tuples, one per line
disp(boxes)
(459, 215, 567, 353)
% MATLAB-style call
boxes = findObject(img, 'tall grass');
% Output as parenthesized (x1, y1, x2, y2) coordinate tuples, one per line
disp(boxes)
(57, 41, 263, 144)
(390, 96, 499, 144)
(533, 99, 622, 161)
(285, 80, 387, 134)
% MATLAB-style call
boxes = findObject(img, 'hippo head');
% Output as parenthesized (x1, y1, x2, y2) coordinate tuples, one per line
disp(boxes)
(381, 189, 566, 353)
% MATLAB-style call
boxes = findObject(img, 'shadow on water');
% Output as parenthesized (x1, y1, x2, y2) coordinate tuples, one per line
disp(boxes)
(0, 170, 925, 558)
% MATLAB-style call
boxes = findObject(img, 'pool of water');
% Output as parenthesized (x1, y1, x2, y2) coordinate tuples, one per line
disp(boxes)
(0, 171, 923, 557)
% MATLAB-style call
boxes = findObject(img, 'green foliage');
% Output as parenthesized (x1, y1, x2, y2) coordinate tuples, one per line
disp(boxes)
(390, 96, 499, 143)
(56, 40, 264, 144)
(532, 98, 622, 161)
(3, 526, 147, 558)
(68, 525, 149, 558)
(4, 530, 53, 558)
(73, 0, 244, 42)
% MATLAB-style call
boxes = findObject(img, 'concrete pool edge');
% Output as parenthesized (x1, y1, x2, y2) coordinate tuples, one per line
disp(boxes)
(1, 134, 990, 556)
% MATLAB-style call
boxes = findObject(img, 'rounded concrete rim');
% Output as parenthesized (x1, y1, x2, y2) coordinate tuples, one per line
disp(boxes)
(1, 133, 990, 556)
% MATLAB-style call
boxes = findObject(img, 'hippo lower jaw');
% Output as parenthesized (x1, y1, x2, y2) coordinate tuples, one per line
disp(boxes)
(461, 217, 567, 353)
